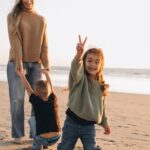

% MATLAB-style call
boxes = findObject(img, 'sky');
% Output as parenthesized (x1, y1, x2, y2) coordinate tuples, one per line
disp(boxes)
(0, 0, 150, 69)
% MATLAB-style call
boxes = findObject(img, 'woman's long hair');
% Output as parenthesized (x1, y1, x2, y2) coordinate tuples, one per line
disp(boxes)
(11, 0, 24, 21)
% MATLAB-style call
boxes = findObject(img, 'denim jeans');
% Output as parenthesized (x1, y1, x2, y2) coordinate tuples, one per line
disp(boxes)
(29, 116, 61, 150)
(57, 116, 101, 150)
(7, 62, 41, 138)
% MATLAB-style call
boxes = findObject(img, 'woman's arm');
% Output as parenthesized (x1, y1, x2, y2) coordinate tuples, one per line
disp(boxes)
(40, 21, 50, 71)
(7, 13, 23, 72)
(41, 69, 53, 93)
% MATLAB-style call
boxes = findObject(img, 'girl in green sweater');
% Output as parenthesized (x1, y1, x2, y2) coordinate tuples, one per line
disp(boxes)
(58, 35, 110, 150)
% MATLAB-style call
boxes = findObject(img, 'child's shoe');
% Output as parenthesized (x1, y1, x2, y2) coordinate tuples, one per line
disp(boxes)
(43, 145, 48, 149)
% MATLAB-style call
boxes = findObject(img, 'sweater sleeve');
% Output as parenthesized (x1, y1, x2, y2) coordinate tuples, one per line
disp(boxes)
(40, 22, 50, 70)
(7, 13, 23, 70)
(69, 58, 84, 88)
(99, 97, 108, 127)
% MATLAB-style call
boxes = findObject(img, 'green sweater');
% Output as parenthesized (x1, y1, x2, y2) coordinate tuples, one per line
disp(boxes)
(67, 58, 108, 127)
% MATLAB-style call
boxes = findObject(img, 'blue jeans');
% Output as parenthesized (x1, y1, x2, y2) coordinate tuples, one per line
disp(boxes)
(57, 116, 101, 150)
(7, 62, 41, 138)
(29, 116, 61, 150)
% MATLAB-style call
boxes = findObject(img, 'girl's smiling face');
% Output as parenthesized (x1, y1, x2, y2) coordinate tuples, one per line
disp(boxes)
(85, 53, 101, 78)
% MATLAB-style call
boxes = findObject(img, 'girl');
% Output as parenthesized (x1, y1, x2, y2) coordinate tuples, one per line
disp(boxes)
(57, 35, 110, 150)
(7, 0, 50, 143)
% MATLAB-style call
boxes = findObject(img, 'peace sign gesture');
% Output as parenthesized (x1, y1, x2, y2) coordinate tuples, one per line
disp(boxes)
(76, 35, 87, 60)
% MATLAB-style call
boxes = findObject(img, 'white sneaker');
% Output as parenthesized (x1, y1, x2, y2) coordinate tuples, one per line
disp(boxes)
(14, 137, 23, 144)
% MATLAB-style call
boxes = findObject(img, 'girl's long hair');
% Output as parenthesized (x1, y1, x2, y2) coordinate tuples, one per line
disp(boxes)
(63, 48, 109, 96)
(82, 48, 105, 84)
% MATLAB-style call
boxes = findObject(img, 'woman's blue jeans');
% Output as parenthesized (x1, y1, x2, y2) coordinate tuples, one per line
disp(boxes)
(7, 62, 41, 138)
(29, 116, 60, 150)
(57, 116, 100, 150)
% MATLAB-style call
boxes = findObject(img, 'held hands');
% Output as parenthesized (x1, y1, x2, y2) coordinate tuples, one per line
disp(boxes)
(76, 35, 87, 61)
(16, 69, 26, 77)
(15, 62, 24, 74)
(41, 68, 49, 76)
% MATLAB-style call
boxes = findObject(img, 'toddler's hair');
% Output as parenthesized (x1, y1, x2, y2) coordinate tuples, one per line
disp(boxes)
(34, 80, 50, 98)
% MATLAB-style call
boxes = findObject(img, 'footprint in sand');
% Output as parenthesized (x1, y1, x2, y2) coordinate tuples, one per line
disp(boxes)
(0, 133, 8, 140)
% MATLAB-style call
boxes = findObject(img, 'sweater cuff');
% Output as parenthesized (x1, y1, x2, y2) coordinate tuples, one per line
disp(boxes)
(73, 56, 82, 64)
(98, 118, 108, 128)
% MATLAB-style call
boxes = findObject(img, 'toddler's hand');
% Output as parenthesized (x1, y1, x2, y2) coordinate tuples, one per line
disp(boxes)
(41, 69, 49, 76)
(16, 69, 26, 77)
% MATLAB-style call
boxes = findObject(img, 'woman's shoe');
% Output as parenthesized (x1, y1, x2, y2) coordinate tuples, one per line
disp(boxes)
(96, 145, 103, 150)
(14, 137, 23, 144)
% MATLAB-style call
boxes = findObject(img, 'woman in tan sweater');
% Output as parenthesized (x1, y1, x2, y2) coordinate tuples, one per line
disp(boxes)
(7, 0, 50, 144)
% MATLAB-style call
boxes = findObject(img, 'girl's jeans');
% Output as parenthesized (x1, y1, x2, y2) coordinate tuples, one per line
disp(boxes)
(57, 116, 100, 150)
(29, 116, 60, 150)
(7, 62, 41, 138)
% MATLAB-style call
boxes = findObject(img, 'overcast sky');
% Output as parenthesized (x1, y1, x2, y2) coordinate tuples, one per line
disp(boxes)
(0, 0, 150, 69)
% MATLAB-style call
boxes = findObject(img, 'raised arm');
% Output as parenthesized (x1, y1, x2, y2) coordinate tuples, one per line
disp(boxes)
(17, 70, 33, 97)
(69, 35, 87, 87)
(41, 69, 54, 93)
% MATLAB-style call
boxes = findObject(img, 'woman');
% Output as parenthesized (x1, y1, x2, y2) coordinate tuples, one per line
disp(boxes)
(7, 0, 50, 144)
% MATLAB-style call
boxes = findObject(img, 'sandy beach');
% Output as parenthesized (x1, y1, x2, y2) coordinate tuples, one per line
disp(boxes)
(0, 81, 150, 150)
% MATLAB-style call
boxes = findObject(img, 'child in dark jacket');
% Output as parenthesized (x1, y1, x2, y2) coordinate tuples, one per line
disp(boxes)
(17, 69, 61, 150)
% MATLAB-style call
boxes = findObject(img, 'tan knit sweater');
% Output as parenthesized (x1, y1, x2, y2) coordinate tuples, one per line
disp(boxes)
(7, 10, 50, 70)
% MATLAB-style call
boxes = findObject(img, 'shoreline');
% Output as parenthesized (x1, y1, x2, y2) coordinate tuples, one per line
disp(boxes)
(1, 80, 149, 96)
(0, 81, 150, 150)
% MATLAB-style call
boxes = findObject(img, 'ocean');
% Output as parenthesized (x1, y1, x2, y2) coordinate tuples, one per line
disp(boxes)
(0, 65, 150, 95)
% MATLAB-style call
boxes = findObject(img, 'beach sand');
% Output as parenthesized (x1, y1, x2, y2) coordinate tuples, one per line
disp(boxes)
(0, 81, 150, 150)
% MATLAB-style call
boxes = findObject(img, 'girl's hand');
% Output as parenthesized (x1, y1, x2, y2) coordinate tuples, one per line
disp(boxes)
(104, 124, 110, 135)
(76, 35, 87, 60)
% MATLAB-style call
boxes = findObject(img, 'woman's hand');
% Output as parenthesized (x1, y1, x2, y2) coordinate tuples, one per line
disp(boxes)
(16, 68, 26, 77)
